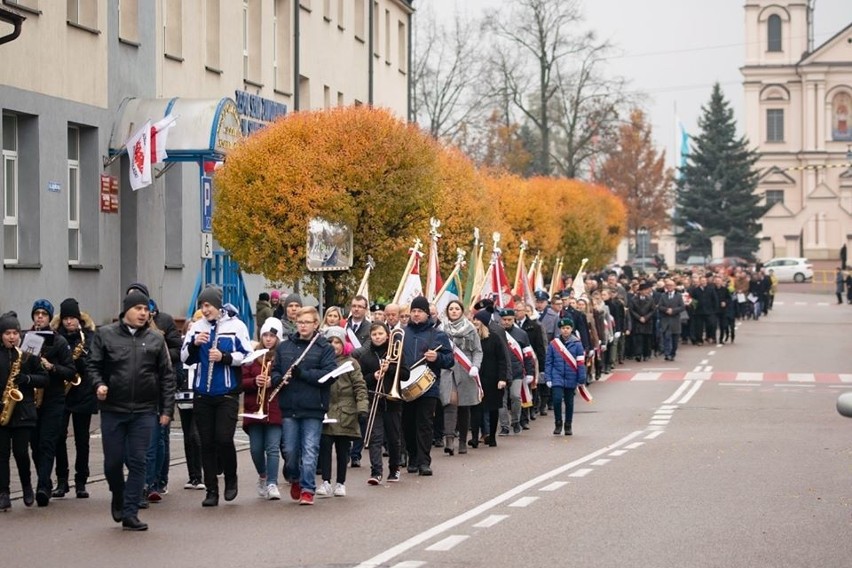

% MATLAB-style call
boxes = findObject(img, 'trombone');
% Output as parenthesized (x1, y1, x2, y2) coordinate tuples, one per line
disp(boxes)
(364, 328, 404, 448)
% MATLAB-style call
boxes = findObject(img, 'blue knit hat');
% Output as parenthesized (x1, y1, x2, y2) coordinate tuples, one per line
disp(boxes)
(31, 299, 54, 320)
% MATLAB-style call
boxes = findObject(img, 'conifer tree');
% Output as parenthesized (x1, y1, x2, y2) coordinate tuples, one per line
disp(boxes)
(676, 83, 764, 259)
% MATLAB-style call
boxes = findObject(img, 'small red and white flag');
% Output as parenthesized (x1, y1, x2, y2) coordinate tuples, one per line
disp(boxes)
(397, 250, 423, 307)
(126, 121, 152, 191)
(425, 234, 443, 302)
(150, 114, 177, 164)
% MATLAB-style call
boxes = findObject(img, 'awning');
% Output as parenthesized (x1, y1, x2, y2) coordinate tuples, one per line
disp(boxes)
(108, 97, 242, 162)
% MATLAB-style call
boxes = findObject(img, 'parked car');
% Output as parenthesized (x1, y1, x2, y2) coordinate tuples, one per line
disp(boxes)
(683, 255, 709, 269)
(762, 257, 813, 283)
(626, 257, 662, 273)
(707, 256, 751, 271)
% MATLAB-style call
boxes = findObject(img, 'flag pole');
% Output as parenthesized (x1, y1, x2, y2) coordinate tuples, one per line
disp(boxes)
(393, 239, 422, 305)
(436, 248, 466, 299)
(356, 255, 375, 299)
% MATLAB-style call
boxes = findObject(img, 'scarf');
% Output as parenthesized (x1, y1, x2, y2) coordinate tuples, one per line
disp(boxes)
(443, 316, 476, 352)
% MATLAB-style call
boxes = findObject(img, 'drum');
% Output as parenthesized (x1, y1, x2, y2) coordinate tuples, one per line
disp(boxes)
(399, 365, 436, 402)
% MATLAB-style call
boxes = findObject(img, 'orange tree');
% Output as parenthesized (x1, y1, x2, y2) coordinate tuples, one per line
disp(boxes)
(214, 106, 484, 300)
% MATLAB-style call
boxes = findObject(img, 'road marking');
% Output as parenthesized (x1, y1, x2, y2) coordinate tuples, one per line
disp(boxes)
(788, 373, 815, 382)
(655, 408, 675, 414)
(645, 430, 665, 439)
(704, 366, 713, 372)
(677, 380, 704, 404)
(633, 372, 661, 381)
(625, 442, 645, 449)
(590, 459, 611, 466)
(353, 430, 646, 568)
(773, 383, 814, 388)
(794, 301, 807, 305)
(840, 375, 852, 383)
(700, 359, 709, 365)
(708, 350, 716, 356)
(509, 496, 539, 507)
(392, 562, 427, 568)
(649, 420, 670, 426)
(425, 535, 469, 552)
(735, 372, 763, 381)
(684, 372, 712, 381)
(568, 468, 593, 478)
(539, 482, 569, 492)
(609, 449, 628, 456)
(663, 381, 693, 404)
(659, 405, 678, 410)
(473, 515, 509, 528)
(816, 302, 829, 306)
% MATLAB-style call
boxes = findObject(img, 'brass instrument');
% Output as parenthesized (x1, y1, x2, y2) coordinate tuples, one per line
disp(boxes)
(1, 347, 25, 426)
(239, 354, 273, 420)
(364, 328, 404, 448)
(268, 332, 321, 402)
(65, 329, 85, 395)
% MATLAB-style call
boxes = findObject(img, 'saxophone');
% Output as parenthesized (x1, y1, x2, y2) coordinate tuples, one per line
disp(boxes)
(65, 329, 85, 395)
(1, 347, 24, 426)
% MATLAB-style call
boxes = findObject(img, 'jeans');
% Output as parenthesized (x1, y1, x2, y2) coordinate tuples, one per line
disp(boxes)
(194, 394, 239, 493)
(348, 414, 367, 462)
(402, 396, 437, 468)
(145, 423, 170, 491)
(282, 417, 322, 494)
(101, 411, 156, 518)
(53, 411, 92, 487)
(245, 423, 281, 485)
(551, 386, 576, 426)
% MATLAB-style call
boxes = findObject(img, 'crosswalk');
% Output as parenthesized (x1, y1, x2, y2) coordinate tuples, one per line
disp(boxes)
(602, 371, 852, 384)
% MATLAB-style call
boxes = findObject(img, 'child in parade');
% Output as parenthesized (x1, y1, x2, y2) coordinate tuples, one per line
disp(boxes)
(545, 318, 587, 436)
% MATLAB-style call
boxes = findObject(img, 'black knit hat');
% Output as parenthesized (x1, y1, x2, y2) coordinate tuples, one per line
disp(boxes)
(410, 296, 430, 313)
(59, 298, 82, 321)
(0, 311, 21, 335)
(473, 310, 491, 326)
(123, 290, 150, 315)
(126, 282, 150, 297)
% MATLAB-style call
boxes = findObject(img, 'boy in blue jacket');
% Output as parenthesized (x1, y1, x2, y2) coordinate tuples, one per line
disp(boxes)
(544, 318, 586, 436)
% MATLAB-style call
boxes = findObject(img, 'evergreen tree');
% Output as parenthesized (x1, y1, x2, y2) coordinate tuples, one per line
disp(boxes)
(676, 83, 764, 259)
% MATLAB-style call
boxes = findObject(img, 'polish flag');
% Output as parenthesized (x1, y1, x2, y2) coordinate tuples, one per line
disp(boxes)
(493, 251, 514, 309)
(150, 114, 177, 164)
(126, 121, 152, 191)
(397, 252, 423, 307)
(425, 236, 443, 302)
(513, 255, 536, 308)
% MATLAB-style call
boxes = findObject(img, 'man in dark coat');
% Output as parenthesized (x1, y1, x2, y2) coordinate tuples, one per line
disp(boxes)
(515, 301, 546, 425)
(628, 282, 656, 361)
(656, 279, 685, 361)
(688, 275, 719, 345)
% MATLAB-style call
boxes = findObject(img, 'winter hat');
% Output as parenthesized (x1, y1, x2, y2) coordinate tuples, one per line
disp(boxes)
(324, 326, 346, 344)
(123, 290, 150, 315)
(410, 296, 430, 313)
(126, 282, 150, 298)
(31, 299, 54, 320)
(283, 293, 302, 307)
(270, 290, 281, 301)
(558, 317, 575, 328)
(197, 286, 224, 310)
(59, 298, 82, 321)
(259, 292, 270, 302)
(260, 317, 284, 341)
(473, 310, 491, 327)
(0, 311, 21, 335)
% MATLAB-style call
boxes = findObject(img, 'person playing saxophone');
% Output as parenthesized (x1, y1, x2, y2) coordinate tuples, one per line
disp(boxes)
(0, 312, 48, 512)
(181, 286, 252, 507)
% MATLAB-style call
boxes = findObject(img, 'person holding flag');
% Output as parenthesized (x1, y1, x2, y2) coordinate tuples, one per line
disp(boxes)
(438, 300, 482, 456)
(497, 308, 535, 436)
(544, 318, 586, 436)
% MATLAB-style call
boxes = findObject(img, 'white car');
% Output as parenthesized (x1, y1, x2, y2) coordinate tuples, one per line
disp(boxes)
(763, 257, 813, 283)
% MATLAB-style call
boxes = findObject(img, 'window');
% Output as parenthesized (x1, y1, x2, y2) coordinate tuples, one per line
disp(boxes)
(164, 165, 183, 267)
(67, 126, 80, 264)
(354, 0, 365, 40)
(766, 109, 784, 142)
(3, 114, 18, 263)
(398, 20, 406, 72)
(372, 2, 379, 56)
(299, 0, 310, 9)
(242, 0, 261, 83)
(765, 189, 784, 207)
(67, 0, 97, 29)
(324, 85, 331, 109)
(164, 0, 183, 59)
(118, 0, 139, 43)
(767, 14, 782, 52)
(337, 91, 344, 107)
(384, 9, 390, 63)
(274, 0, 291, 92)
(242, 1, 248, 78)
(299, 75, 311, 110)
(205, 0, 220, 70)
(5, 0, 39, 11)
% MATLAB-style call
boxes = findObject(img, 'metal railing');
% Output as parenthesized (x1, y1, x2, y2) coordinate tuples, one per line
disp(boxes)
(187, 251, 254, 333)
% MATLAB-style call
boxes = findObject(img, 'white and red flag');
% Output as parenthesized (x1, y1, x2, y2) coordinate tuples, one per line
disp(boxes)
(150, 114, 177, 164)
(126, 121, 152, 191)
(512, 242, 536, 309)
(393, 240, 424, 307)
(425, 219, 443, 302)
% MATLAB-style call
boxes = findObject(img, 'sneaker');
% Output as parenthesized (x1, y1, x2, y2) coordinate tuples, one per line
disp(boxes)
(159, 485, 168, 495)
(367, 474, 382, 486)
(315, 480, 332, 498)
(299, 491, 314, 505)
(147, 489, 162, 503)
(333, 483, 346, 497)
(498, 427, 510, 437)
(512, 423, 522, 434)
(184, 479, 205, 490)
(266, 484, 281, 500)
(256, 477, 268, 498)
(289, 481, 301, 501)
(386, 470, 401, 483)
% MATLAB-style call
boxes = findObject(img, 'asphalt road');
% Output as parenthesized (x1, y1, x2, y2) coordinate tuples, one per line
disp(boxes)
(3, 290, 851, 568)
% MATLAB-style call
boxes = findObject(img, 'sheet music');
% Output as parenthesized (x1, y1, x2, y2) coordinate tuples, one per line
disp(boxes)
(21, 332, 45, 356)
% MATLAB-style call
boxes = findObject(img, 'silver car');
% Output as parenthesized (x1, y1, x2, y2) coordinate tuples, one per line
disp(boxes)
(763, 257, 814, 283)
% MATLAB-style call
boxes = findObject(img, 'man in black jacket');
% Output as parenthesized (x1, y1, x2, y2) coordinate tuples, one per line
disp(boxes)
(88, 290, 176, 531)
(515, 300, 546, 425)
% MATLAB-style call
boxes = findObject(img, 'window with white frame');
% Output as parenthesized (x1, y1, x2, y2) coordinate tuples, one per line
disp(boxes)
(398, 20, 406, 73)
(273, 0, 292, 92)
(67, 0, 98, 29)
(767, 14, 782, 52)
(765, 189, 784, 207)
(67, 125, 80, 264)
(118, 0, 139, 43)
(766, 109, 784, 142)
(205, 0, 220, 70)
(354, 0, 365, 40)
(164, 0, 183, 59)
(3, 114, 18, 264)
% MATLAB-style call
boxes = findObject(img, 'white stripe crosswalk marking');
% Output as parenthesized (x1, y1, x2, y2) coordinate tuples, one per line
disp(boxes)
(392, 562, 427, 568)
(590, 459, 611, 466)
(509, 496, 539, 507)
(609, 450, 628, 456)
(568, 468, 593, 478)
(625, 442, 645, 449)
(735, 372, 763, 381)
(684, 372, 712, 381)
(473, 515, 509, 528)
(426, 535, 469, 552)
(788, 373, 815, 382)
(840, 375, 852, 383)
(633, 372, 661, 381)
(539, 482, 569, 492)
(645, 430, 665, 439)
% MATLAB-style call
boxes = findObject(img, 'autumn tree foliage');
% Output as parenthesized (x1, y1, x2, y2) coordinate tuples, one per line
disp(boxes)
(597, 108, 674, 244)
(214, 106, 456, 297)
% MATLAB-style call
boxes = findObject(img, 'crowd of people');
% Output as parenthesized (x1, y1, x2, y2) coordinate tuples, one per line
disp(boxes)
(0, 262, 779, 530)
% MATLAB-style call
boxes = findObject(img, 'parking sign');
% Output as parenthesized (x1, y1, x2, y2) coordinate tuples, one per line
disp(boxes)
(201, 176, 213, 233)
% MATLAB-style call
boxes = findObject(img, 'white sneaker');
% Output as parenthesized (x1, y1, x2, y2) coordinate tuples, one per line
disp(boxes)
(315, 480, 332, 498)
(256, 477, 268, 498)
(266, 484, 281, 500)
(333, 483, 346, 497)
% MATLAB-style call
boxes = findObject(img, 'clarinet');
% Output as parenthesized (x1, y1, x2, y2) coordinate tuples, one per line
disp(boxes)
(205, 312, 222, 392)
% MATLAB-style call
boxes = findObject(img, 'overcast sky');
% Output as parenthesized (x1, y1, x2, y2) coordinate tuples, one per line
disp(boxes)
(430, 0, 850, 168)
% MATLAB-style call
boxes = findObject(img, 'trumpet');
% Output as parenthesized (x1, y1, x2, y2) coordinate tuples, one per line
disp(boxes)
(239, 355, 272, 420)
(364, 328, 404, 448)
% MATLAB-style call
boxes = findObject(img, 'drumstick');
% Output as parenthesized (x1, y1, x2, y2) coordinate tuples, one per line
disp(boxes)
(410, 345, 443, 368)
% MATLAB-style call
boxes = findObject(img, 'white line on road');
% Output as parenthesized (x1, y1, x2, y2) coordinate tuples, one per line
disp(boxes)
(654, 408, 675, 414)
(539, 482, 569, 492)
(684, 372, 713, 381)
(425, 535, 469, 552)
(568, 468, 594, 478)
(735, 372, 763, 381)
(625, 442, 645, 449)
(609, 449, 628, 456)
(708, 351, 716, 356)
(509, 496, 539, 507)
(645, 430, 666, 439)
(788, 373, 815, 382)
(663, 381, 693, 404)
(839, 374, 852, 383)
(704, 366, 713, 372)
(700, 359, 709, 365)
(473, 515, 509, 528)
(816, 302, 829, 306)
(354, 430, 646, 568)
(649, 420, 670, 426)
(391, 562, 427, 568)
(633, 372, 662, 381)
(772, 384, 814, 388)
(677, 380, 705, 404)
(590, 459, 611, 466)
(659, 405, 678, 410)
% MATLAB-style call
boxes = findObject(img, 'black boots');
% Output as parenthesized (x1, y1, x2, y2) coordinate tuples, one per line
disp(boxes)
(75, 484, 89, 499)
(22, 485, 34, 507)
(224, 478, 238, 502)
(122, 516, 148, 531)
(111, 491, 123, 523)
(553, 421, 563, 435)
(202, 490, 219, 507)
(564, 424, 573, 436)
(52, 478, 70, 498)
(0, 492, 10, 511)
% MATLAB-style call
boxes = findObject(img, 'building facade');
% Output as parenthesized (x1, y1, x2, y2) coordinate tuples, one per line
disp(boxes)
(742, 0, 852, 261)
(0, 0, 413, 324)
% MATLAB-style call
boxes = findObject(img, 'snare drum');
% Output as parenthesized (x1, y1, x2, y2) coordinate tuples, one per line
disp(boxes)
(399, 365, 436, 402)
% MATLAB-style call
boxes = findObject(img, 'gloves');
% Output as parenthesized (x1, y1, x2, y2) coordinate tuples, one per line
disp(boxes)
(525, 375, 534, 385)
(289, 365, 301, 381)
(469, 366, 479, 377)
(546, 381, 552, 388)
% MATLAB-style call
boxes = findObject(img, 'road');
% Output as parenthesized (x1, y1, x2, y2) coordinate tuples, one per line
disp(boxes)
(4, 290, 851, 568)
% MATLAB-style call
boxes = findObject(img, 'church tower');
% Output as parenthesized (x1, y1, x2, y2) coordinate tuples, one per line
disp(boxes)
(743, 1, 814, 66)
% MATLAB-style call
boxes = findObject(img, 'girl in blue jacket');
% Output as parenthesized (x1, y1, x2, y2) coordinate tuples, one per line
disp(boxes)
(544, 318, 586, 436)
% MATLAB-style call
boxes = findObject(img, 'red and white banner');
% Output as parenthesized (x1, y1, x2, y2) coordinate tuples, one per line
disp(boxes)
(150, 114, 177, 164)
(425, 234, 443, 302)
(520, 379, 533, 408)
(345, 327, 362, 350)
(513, 255, 536, 309)
(550, 337, 585, 370)
(453, 345, 483, 401)
(126, 121, 152, 191)
(397, 252, 423, 307)
(578, 384, 593, 403)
